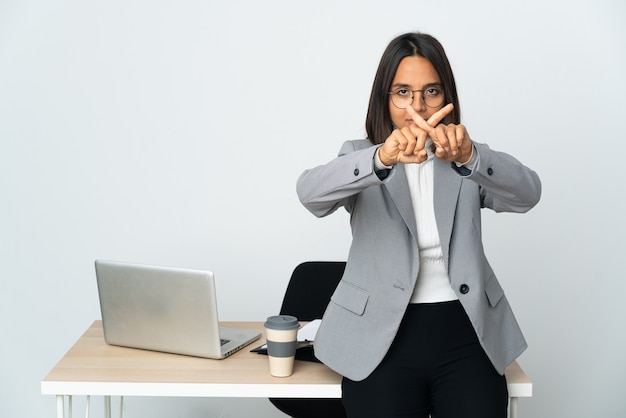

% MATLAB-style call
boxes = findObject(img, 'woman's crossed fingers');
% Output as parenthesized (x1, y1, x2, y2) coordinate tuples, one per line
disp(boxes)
(379, 104, 455, 166)
(406, 104, 472, 162)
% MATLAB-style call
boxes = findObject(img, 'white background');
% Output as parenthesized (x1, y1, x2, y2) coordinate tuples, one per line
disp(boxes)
(1, 0, 625, 417)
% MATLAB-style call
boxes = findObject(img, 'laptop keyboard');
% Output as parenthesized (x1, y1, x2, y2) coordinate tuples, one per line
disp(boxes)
(220, 338, 230, 346)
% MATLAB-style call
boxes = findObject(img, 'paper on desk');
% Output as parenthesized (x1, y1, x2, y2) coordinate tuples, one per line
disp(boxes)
(298, 319, 321, 342)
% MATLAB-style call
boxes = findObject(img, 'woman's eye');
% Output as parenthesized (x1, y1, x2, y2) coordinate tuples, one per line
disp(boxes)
(396, 89, 410, 96)
(426, 88, 441, 96)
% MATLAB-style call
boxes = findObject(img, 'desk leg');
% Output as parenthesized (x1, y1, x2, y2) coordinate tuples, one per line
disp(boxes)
(56, 395, 64, 418)
(104, 396, 111, 418)
(509, 396, 518, 418)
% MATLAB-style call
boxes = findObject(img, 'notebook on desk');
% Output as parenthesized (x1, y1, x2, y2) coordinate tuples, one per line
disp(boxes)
(95, 259, 261, 359)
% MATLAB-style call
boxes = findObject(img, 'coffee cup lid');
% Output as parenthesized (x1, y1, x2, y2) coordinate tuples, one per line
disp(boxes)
(264, 315, 299, 330)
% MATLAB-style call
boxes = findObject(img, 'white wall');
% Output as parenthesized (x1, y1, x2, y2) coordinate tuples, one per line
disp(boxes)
(1, 0, 624, 417)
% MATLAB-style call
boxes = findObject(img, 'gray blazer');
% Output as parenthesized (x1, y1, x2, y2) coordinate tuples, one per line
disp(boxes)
(296, 139, 541, 382)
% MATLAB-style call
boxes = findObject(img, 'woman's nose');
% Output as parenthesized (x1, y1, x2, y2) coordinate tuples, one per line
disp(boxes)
(412, 94, 426, 112)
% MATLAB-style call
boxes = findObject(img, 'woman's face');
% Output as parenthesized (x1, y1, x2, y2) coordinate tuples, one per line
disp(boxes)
(388, 55, 444, 129)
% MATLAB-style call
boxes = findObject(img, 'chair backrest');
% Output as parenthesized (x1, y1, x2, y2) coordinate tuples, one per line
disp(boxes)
(279, 261, 346, 321)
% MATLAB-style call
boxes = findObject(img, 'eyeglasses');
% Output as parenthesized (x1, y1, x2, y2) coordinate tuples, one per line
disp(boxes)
(387, 85, 445, 109)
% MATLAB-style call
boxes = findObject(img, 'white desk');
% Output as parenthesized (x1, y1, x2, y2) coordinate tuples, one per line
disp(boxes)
(42, 321, 532, 417)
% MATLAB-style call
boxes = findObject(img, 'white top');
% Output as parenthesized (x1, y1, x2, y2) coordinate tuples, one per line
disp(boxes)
(375, 141, 477, 303)
(404, 146, 458, 303)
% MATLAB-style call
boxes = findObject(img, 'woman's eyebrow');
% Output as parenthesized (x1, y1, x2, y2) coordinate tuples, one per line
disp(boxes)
(390, 82, 442, 89)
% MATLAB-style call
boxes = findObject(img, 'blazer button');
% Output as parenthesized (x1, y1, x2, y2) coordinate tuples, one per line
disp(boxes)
(459, 284, 470, 294)
(353, 168, 360, 176)
(487, 167, 494, 175)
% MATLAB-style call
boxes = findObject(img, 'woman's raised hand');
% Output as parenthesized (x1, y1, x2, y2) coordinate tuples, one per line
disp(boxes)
(406, 105, 473, 163)
(378, 104, 454, 166)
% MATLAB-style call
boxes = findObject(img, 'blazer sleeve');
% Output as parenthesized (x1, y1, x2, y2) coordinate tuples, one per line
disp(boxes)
(466, 142, 542, 213)
(296, 140, 392, 218)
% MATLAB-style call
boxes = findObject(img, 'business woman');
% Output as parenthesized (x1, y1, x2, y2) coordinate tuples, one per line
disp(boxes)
(296, 32, 541, 418)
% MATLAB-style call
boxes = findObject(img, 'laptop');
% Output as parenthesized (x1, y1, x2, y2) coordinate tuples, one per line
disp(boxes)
(95, 259, 261, 359)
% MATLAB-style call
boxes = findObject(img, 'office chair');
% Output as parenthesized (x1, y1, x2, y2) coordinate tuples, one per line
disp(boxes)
(269, 261, 347, 418)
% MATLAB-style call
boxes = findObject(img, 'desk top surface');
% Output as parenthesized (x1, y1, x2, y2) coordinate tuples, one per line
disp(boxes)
(41, 321, 531, 398)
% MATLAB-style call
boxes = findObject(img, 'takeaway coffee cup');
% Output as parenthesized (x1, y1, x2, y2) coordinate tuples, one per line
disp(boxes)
(264, 315, 300, 377)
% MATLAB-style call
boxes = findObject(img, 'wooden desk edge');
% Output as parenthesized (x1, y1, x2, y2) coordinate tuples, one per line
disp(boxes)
(41, 320, 532, 398)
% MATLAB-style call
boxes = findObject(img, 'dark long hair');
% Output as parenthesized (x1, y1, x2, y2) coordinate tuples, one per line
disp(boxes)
(365, 32, 461, 145)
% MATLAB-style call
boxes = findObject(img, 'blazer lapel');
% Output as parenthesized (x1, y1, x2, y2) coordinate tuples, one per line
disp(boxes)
(384, 163, 418, 242)
(433, 160, 463, 266)
(384, 160, 463, 265)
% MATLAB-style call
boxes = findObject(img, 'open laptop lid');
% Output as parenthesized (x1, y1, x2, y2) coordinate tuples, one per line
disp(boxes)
(95, 260, 260, 359)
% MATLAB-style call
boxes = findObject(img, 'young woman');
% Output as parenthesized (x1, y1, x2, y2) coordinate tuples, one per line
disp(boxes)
(296, 32, 541, 417)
